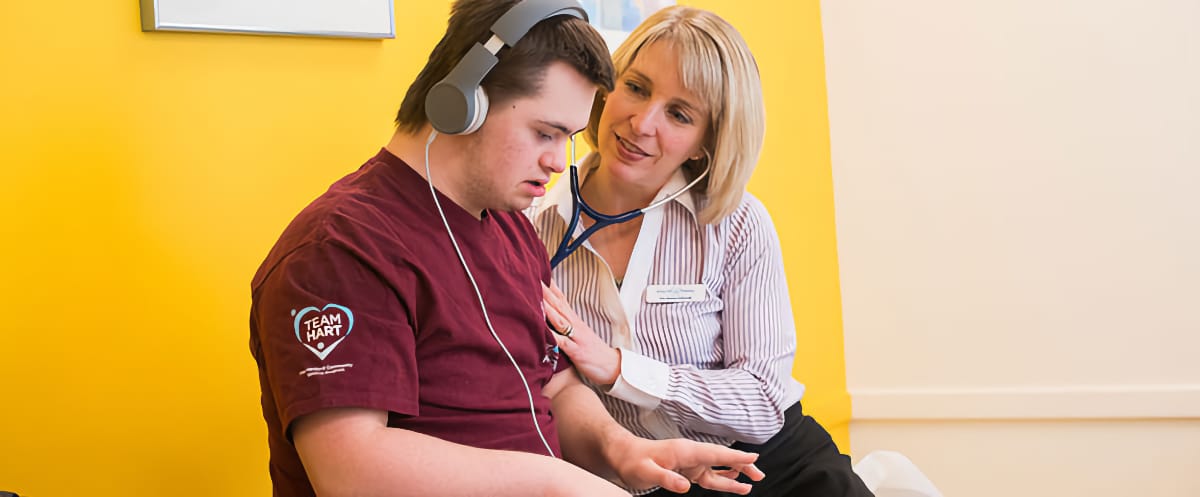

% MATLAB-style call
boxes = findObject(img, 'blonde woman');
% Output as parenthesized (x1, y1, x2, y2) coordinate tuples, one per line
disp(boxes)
(534, 6, 872, 496)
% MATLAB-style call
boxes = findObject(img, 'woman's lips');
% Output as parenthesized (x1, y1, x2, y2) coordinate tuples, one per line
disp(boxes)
(615, 134, 650, 161)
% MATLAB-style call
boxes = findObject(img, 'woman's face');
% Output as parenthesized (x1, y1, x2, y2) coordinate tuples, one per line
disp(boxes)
(595, 41, 710, 190)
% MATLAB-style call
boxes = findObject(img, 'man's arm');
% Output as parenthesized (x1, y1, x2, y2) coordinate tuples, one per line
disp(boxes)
(292, 407, 629, 497)
(544, 368, 764, 495)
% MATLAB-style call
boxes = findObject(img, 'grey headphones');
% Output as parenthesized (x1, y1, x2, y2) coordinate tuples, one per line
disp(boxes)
(425, 0, 588, 135)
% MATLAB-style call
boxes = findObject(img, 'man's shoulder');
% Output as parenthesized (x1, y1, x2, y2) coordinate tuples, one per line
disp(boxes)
(251, 160, 419, 292)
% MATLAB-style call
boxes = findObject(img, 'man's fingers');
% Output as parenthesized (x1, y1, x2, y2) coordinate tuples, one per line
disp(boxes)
(737, 463, 765, 481)
(653, 468, 691, 494)
(685, 444, 758, 468)
(693, 470, 753, 495)
(674, 445, 763, 493)
(717, 469, 741, 480)
(624, 461, 690, 494)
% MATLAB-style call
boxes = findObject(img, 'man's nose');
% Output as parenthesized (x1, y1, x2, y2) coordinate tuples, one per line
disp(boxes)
(544, 147, 566, 174)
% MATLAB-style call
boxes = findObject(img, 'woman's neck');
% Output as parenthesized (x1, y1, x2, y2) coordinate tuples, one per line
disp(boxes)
(579, 163, 661, 216)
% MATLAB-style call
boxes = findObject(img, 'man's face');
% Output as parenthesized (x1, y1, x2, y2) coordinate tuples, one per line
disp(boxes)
(459, 61, 597, 213)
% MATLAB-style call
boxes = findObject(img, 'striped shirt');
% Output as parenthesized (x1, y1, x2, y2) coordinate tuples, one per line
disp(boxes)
(529, 160, 805, 448)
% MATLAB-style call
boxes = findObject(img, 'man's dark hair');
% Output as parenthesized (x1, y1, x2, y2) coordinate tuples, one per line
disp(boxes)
(396, 0, 614, 132)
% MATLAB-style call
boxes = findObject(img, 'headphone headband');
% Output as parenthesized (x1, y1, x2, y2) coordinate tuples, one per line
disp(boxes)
(426, 0, 589, 135)
(492, 0, 587, 46)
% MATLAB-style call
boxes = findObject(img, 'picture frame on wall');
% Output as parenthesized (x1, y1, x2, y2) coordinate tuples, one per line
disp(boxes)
(139, 0, 395, 39)
(580, 0, 675, 51)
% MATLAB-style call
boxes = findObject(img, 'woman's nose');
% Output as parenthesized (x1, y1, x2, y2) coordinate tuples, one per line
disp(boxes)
(629, 105, 660, 136)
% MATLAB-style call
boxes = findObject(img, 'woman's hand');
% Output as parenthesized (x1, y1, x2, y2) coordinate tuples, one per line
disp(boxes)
(542, 281, 622, 386)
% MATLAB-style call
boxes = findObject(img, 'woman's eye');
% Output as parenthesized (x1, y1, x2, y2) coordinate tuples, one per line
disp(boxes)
(670, 110, 692, 125)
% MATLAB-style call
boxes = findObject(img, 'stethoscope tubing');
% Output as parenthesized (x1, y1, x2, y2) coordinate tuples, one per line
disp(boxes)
(548, 162, 709, 269)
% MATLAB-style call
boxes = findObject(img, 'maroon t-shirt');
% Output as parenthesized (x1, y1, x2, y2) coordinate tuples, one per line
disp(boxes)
(249, 149, 566, 497)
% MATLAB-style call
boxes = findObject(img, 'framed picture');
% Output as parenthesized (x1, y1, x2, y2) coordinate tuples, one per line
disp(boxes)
(139, 0, 395, 39)
(580, 0, 675, 51)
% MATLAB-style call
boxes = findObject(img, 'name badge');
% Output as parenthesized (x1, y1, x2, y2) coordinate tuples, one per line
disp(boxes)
(645, 284, 707, 303)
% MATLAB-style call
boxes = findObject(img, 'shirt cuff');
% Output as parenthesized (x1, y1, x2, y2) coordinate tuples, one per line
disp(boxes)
(607, 348, 670, 409)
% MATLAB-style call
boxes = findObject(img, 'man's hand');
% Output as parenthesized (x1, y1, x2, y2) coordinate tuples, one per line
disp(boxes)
(607, 435, 764, 495)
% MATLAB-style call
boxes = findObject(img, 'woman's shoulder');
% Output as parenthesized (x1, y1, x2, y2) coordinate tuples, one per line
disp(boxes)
(719, 191, 776, 231)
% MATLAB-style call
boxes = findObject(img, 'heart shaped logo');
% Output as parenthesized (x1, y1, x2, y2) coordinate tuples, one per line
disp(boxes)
(293, 303, 354, 361)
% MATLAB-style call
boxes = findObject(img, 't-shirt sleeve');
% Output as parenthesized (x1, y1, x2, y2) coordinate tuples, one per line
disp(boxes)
(253, 241, 419, 437)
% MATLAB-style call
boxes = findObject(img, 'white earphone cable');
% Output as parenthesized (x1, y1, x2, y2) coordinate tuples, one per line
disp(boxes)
(422, 129, 556, 458)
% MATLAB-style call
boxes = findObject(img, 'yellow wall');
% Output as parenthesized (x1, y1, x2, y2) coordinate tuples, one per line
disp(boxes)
(0, 1, 843, 495)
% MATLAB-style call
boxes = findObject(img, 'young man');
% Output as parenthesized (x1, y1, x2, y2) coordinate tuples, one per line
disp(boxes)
(248, 1, 763, 496)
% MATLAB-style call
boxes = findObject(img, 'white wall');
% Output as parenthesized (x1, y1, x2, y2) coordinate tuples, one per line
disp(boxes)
(820, 0, 1200, 495)
(852, 420, 1200, 497)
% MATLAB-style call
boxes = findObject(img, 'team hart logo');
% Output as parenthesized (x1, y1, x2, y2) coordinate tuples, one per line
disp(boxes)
(293, 304, 354, 361)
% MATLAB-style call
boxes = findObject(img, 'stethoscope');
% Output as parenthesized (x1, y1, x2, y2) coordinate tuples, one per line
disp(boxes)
(549, 138, 709, 269)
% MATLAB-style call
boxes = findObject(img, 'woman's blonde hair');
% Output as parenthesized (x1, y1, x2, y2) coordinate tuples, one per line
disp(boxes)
(582, 5, 765, 224)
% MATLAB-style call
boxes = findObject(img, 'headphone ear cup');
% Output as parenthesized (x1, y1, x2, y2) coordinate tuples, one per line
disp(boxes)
(461, 86, 489, 135)
(425, 79, 488, 135)
(426, 79, 473, 135)
(425, 0, 586, 136)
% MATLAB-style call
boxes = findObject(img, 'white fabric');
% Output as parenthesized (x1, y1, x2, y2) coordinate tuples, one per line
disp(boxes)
(853, 451, 944, 497)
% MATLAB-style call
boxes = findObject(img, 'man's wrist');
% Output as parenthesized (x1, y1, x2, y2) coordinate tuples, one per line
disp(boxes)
(599, 423, 637, 472)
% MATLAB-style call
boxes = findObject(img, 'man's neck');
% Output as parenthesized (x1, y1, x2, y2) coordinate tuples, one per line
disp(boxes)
(385, 127, 484, 219)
